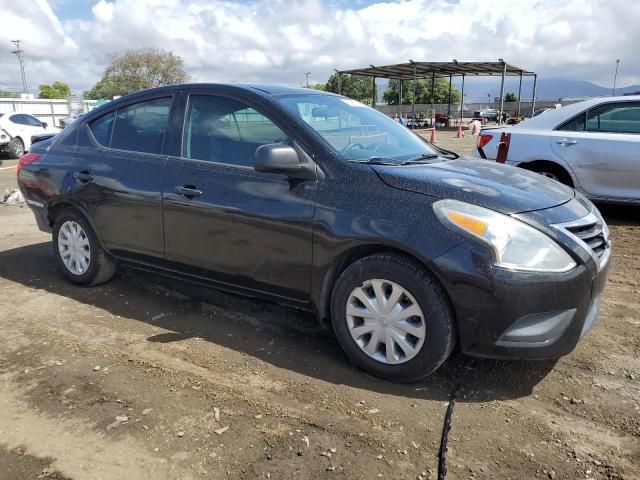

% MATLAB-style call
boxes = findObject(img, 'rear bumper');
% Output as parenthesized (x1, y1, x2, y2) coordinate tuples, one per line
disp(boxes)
(433, 239, 610, 360)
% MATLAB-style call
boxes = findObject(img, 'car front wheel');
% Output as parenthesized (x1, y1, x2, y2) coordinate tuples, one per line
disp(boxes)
(52, 209, 116, 286)
(331, 254, 455, 382)
(8, 137, 24, 159)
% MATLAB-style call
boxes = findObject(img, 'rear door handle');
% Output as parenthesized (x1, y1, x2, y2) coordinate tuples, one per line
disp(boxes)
(556, 139, 577, 146)
(174, 185, 202, 197)
(73, 171, 94, 182)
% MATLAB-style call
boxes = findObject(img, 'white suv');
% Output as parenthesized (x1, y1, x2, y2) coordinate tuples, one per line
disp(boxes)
(0, 112, 59, 159)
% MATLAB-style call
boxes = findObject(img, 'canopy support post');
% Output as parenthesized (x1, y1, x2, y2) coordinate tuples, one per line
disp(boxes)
(412, 64, 417, 124)
(430, 73, 435, 127)
(459, 74, 465, 126)
(399, 79, 403, 117)
(498, 60, 507, 124)
(447, 75, 452, 123)
(531, 74, 538, 116)
(517, 71, 523, 118)
(372, 76, 376, 109)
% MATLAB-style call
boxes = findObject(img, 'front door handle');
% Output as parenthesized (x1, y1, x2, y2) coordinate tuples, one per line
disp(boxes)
(74, 171, 94, 182)
(174, 185, 202, 198)
(556, 139, 577, 146)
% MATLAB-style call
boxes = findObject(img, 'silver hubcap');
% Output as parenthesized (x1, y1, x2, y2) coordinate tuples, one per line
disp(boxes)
(58, 220, 91, 275)
(346, 279, 426, 364)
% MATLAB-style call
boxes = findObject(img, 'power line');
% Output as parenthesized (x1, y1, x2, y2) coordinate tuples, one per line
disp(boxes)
(10, 40, 28, 94)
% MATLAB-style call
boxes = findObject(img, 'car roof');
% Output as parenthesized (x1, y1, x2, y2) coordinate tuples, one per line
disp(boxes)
(85, 83, 337, 119)
(516, 95, 640, 130)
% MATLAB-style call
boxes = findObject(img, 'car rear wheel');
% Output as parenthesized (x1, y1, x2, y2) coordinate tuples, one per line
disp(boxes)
(331, 254, 455, 382)
(8, 137, 24, 159)
(52, 209, 116, 286)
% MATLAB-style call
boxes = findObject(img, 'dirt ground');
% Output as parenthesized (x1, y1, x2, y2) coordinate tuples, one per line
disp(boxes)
(0, 141, 638, 480)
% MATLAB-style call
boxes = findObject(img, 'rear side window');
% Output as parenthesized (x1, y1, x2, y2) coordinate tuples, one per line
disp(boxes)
(183, 95, 288, 167)
(557, 112, 586, 132)
(89, 111, 115, 146)
(585, 102, 640, 134)
(110, 97, 172, 154)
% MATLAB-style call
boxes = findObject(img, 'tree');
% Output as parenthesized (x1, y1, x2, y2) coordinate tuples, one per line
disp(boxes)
(38, 81, 71, 99)
(324, 74, 375, 104)
(84, 48, 189, 99)
(383, 78, 461, 105)
(504, 92, 518, 102)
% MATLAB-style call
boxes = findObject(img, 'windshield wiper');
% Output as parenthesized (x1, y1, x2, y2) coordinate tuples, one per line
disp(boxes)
(349, 156, 398, 165)
(399, 153, 440, 165)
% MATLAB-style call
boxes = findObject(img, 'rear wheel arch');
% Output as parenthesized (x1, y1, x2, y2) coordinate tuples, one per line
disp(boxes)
(520, 160, 575, 187)
(48, 202, 110, 253)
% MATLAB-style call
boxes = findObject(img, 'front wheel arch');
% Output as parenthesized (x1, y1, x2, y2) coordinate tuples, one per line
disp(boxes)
(519, 160, 575, 187)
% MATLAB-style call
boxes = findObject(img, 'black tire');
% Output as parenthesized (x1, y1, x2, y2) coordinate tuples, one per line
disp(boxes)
(52, 208, 116, 286)
(8, 137, 24, 159)
(331, 254, 455, 382)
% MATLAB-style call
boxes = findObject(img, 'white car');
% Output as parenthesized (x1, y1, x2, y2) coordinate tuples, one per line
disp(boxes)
(473, 96, 640, 204)
(0, 112, 59, 159)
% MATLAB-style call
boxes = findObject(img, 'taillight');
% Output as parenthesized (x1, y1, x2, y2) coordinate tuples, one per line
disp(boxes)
(17, 152, 41, 177)
(477, 134, 493, 149)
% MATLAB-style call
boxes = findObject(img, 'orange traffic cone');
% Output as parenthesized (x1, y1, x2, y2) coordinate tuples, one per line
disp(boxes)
(456, 125, 465, 138)
(430, 126, 437, 143)
(471, 121, 480, 136)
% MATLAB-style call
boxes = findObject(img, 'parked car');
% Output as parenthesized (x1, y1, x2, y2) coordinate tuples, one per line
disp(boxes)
(0, 112, 59, 158)
(474, 96, 640, 204)
(473, 108, 498, 122)
(17, 84, 610, 381)
(58, 113, 84, 129)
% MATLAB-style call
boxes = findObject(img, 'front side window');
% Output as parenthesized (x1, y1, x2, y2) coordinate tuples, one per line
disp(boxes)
(110, 97, 172, 154)
(276, 94, 438, 162)
(585, 102, 640, 134)
(183, 95, 288, 167)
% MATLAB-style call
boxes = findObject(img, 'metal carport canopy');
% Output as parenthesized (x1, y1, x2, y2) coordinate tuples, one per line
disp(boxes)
(337, 61, 534, 79)
(336, 61, 538, 121)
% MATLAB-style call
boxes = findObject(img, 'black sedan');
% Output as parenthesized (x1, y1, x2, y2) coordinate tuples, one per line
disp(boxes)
(17, 84, 611, 382)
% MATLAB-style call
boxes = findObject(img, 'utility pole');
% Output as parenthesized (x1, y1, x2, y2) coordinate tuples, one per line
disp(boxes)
(11, 40, 28, 94)
(612, 59, 620, 96)
(303, 72, 311, 88)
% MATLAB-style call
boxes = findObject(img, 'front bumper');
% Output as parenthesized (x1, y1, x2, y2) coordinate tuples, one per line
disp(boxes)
(432, 229, 611, 360)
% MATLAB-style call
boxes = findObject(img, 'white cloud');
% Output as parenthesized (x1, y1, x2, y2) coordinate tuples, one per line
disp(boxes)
(0, 0, 637, 95)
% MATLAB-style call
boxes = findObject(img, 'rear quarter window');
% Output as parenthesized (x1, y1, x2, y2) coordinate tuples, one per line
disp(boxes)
(89, 111, 115, 147)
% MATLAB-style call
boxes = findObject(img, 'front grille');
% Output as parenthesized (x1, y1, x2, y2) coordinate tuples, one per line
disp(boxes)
(555, 211, 610, 267)
(565, 221, 607, 258)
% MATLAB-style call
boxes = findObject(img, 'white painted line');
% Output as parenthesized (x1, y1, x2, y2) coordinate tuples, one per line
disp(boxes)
(0, 165, 17, 171)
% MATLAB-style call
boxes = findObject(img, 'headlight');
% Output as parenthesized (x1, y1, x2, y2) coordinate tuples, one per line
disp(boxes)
(433, 199, 576, 273)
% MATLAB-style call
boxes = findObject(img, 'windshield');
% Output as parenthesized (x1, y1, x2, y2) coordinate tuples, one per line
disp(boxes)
(275, 94, 438, 163)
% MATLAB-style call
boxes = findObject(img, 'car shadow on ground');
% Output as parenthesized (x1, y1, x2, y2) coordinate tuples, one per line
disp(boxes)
(0, 241, 563, 404)
(596, 202, 640, 226)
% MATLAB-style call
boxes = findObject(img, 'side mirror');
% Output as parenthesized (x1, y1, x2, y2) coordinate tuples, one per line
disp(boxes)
(254, 143, 316, 180)
(42, 122, 48, 129)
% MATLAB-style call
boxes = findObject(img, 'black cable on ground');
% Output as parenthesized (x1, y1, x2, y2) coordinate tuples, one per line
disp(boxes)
(437, 384, 461, 480)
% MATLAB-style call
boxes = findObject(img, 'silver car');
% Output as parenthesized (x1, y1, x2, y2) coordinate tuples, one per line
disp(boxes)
(474, 96, 640, 204)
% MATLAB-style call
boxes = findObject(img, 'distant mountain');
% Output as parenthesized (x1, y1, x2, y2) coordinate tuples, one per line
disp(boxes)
(456, 78, 640, 102)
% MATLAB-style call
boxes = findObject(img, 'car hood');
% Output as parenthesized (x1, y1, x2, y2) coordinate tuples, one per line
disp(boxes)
(372, 158, 574, 215)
